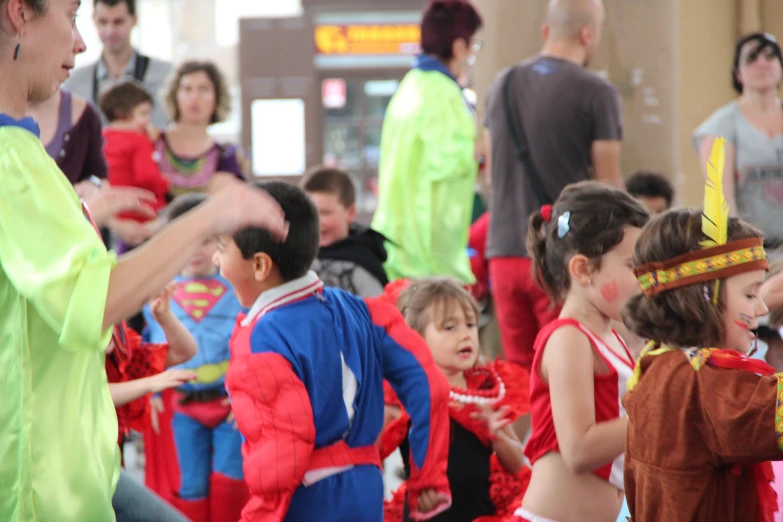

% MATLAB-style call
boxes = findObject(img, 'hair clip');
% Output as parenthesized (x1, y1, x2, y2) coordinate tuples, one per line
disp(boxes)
(541, 204, 553, 223)
(557, 211, 571, 238)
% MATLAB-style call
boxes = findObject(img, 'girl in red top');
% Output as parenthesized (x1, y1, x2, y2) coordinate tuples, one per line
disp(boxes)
(381, 278, 531, 522)
(510, 182, 649, 522)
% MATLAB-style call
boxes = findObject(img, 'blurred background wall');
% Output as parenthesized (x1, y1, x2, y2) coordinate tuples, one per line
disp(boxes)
(75, 0, 783, 207)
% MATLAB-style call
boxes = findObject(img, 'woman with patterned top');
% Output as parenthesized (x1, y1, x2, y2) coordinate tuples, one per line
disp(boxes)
(156, 60, 246, 197)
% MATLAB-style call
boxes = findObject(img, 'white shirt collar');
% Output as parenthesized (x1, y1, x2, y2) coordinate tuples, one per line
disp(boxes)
(240, 271, 324, 327)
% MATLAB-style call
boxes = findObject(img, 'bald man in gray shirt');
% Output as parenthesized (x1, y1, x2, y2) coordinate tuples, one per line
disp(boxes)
(483, 0, 624, 370)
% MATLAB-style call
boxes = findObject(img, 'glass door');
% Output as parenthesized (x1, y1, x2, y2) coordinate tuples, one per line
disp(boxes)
(322, 75, 401, 219)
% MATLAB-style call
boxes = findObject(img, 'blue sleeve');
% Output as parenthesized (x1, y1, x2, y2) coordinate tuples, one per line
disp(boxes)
(365, 297, 451, 503)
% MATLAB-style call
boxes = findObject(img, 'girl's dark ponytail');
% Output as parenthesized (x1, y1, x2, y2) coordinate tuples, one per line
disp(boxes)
(526, 207, 557, 302)
(523, 182, 650, 303)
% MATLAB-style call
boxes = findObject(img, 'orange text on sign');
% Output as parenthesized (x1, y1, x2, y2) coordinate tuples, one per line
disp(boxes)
(314, 24, 421, 55)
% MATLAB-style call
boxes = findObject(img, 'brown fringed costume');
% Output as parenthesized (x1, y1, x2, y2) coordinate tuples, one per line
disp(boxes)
(624, 179, 779, 522)
(623, 346, 782, 522)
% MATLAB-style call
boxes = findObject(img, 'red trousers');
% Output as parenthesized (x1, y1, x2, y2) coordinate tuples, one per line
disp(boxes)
(488, 257, 560, 371)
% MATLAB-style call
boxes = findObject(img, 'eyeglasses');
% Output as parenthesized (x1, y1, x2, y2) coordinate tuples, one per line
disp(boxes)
(471, 38, 483, 53)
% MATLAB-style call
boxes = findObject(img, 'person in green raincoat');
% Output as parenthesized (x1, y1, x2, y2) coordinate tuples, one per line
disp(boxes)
(0, 3, 287, 520)
(372, 0, 483, 285)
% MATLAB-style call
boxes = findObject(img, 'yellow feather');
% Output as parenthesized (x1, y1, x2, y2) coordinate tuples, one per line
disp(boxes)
(700, 138, 729, 249)
(700, 138, 729, 303)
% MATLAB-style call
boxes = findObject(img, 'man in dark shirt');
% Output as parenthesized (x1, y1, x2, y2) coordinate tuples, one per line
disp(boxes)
(483, 0, 624, 372)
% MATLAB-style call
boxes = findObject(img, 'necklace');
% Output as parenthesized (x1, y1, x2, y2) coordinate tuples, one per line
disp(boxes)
(449, 366, 506, 406)
(157, 135, 220, 193)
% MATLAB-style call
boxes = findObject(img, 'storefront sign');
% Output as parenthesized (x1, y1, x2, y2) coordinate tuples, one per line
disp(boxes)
(314, 24, 421, 55)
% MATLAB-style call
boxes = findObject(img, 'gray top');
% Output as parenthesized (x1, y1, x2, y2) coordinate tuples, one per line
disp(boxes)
(693, 101, 783, 242)
(64, 50, 173, 128)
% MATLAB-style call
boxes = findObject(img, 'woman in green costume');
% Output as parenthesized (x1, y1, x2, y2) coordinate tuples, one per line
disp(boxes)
(0, 2, 287, 520)
(372, 0, 483, 285)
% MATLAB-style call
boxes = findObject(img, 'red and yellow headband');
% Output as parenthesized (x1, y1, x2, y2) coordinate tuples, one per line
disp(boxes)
(635, 138, 769, 299)
(634, 237, 768, 297)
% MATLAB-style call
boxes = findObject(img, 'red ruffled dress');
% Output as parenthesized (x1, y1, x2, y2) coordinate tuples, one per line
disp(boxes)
(381, 360, 532, 522)
(105, 321, 169, 452)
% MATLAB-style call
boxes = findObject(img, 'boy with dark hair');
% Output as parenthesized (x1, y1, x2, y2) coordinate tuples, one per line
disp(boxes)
(302, 166, 388, 298)
(626, 171, 674, 215)
(101, 79, 170, 226)
(214, 181, 452, 522)
(142, 193, 249, 522)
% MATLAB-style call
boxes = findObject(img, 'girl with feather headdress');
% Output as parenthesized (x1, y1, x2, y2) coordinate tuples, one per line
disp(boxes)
(622, 138, 781, 522)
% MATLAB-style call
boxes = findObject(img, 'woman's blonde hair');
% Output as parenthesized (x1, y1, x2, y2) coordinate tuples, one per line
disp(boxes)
(163, 61, 232, 124)
(396, 278, 479, 336)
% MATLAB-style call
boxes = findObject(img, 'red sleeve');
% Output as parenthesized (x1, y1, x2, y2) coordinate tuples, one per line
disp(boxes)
(131, 135, 169, 202)
(125, 328, 168, 380)
(366, 297, 452, 520)
(379, 413, 411, 460)
(230, 352, 316, 522)
(123, 328, 169, 432)
(494, 360, 530, 421)
(105, 133, 133, 188)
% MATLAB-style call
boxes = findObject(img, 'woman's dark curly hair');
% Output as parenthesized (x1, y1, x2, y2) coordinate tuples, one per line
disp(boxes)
(623, 209, 763, 348)
(526, 180, 650, 303)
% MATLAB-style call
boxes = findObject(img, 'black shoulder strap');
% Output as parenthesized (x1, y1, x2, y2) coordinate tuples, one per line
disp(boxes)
(91, 54, 151, 104)
(502, 66, 553, 206)
(133, 54, 151, 83)
(92, 62, 100, 103)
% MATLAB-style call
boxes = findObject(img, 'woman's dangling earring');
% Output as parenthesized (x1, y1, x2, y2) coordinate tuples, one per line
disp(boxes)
(13, 36, 20, 61)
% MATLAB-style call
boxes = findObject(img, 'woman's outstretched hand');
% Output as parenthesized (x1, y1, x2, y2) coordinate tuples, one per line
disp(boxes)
(85, 185, 157, 227)
(205, 183, 289, 240)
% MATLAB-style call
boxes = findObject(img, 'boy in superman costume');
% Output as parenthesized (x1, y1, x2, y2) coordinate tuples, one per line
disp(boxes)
(213, 181, 452, 522)
(143, 193, 248, 522)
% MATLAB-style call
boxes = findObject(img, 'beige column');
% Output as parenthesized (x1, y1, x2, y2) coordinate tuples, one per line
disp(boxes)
(676, 0, 737, 206)
(472, 0, 547, 123)
(593, 0, 678, 191)
(762, 0, 783, 37)
(738, 0, 762, 36)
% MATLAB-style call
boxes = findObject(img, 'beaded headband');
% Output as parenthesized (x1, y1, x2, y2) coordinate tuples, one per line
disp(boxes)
(635, 138, 769, 299)
(634, 237, 768, 297)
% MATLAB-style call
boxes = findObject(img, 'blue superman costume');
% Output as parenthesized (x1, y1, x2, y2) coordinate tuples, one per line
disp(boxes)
(143, 274, 246, 522)
(227, 272, 452, 521)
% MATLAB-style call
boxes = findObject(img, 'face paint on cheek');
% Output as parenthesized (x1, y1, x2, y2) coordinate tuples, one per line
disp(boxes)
(734, 321, 750, 330)
(735, 313, 754, 330)
(600, 280, 619, 303)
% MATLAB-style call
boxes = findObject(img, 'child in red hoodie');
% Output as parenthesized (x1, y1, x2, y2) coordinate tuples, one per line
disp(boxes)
(100, 79, 170, 223)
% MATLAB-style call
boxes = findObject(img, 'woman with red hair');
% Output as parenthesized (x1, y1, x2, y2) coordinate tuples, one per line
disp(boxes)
(372, 0, 483, 286)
